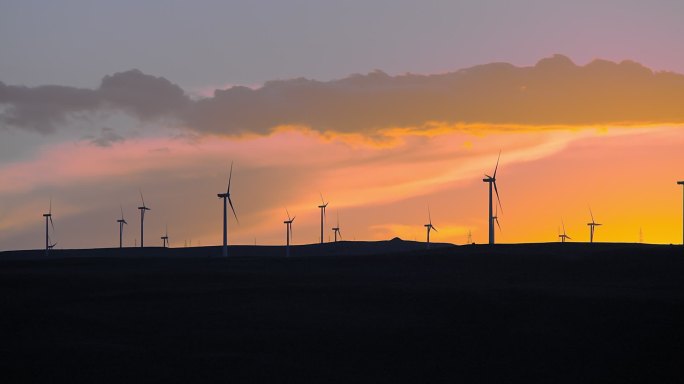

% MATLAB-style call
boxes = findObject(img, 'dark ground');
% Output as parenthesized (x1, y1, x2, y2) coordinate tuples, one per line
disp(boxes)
(1, 241, 683, 383)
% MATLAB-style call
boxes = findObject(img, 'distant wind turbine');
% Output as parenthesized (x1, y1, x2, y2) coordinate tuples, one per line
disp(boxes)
(161, 225, 169, 248)
(587, 208, 602, 243)
(678, 181, 684, 245)
(318, 193, 328, 244)
(424, 206, 437, 249)
(482, 151, 503, 245)
(558, 219, 571, 243)
(43, 199, 56, 254)
(332, 211, 341, 243)
(284, 209, 295, 257)
(117, 205, 127, 248)
(218, 162, 239, 257)
(138, 190, 150, 247)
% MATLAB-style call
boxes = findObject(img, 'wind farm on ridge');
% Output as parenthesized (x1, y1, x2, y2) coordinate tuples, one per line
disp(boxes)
(23, 150, 684, 260)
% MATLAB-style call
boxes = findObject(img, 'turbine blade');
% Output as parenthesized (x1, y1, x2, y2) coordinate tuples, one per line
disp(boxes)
(286, 208, 291, 221)
(495, 217, 502, 232)
(562, 218, 566, 234)
(49, 197, 52, 215)
(493, 181, 503, 214)
(428, 205, 432, 224)
(291, 215, 296, 222)
(140, 189, 146, 207)
(589, 207, 595, 223)
(227, 161, 233, 193)
(432, 225, 438, 232)
(567, 235, 572, 240)
(320, 192, 324, 205)
(120, 205, 125, 221)
(228, 197, 239, 224)
(338, 229, 342, 239)
(493, 150, 501, 178)
(49, 215, 55, 234)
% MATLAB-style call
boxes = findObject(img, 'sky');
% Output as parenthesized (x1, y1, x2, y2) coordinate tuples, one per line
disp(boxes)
(1, 0, 683, 250)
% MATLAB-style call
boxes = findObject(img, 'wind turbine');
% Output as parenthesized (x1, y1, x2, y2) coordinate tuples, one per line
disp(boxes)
(217, 162, 239, 257)
(678, 181, 684, 245)
(161, 225, 169, 248)
(424, 207, 437, 249)
(482, 151, 503, 245)
(43, 199, 56, 254)
(558, 219, 571, 243)
(317, 193, 328, 244)
(332, 211, 341, 243)
(138, 190, 150, 247)
(587, 208, 602, 243)
(117, 205, 127, 248)
(284, 209, 295, 257)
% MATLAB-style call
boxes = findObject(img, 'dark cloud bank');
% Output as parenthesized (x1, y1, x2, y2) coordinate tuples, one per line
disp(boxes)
(2, 55, 684, 136)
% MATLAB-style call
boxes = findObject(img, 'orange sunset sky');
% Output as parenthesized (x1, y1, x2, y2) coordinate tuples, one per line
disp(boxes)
(1, 2, 684, 250)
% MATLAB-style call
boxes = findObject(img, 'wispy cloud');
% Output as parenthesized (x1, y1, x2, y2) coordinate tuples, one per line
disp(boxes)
(2, 123, 664, 249)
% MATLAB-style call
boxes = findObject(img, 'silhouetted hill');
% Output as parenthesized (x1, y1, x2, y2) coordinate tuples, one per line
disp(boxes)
(0, 238, 453, 260)
(1, 242, 683, 383)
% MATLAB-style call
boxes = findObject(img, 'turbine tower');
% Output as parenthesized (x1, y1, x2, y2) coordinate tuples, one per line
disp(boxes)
(558, 219, 571, 243)
(284, 209, 295, 257)
(332, 211, 341, 243)
(678, 181, 684, 245)
(117, 206, 127, 248)
(218, 162, 239, 257)
(587, 208, 602, 243)
(424, 207, 438, 249)
(482, 151, 503, 245)
(43, 199, 56, 254)
(138, 190, 150, 247)
(317, 193, 328, 244)
(161, 225, 169, 248)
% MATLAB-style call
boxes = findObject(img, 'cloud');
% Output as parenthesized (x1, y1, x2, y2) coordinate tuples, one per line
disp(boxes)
(0, 70, 190, 134)
(2, 55, 684, 135)
(82, 127, 125, 147)
(0, 81, 100, 133)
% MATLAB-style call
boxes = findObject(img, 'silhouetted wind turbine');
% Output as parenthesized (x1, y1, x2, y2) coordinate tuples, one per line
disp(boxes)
(43, 199, 56, 254)
(424, 207, 437, 249)
(587, 208, 602, 243)
(138, 190, 150, 247)
(284, 209, 295, 257)
(161, 225, 169, 248)
(117, 205, 127, 248)
(558, 219, 571, 243)
(332, 211, 341, 243)
(482, 151, 503, 245)
(318, 193, 328, 244)
(218, 162, 239, 257)
(678, 181, 684, 245)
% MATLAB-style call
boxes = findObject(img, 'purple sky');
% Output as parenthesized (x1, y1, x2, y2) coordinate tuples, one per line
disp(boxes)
(2, 0, 683, 90)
